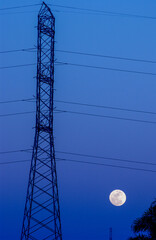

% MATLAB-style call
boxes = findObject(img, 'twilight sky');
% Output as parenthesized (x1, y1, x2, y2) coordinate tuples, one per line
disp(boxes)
(1, 0, 156, 239)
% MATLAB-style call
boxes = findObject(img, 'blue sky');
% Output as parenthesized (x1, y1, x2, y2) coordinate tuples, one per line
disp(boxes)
(1, 0, 156, 239)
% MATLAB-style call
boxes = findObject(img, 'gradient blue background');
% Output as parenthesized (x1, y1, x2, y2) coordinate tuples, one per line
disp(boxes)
(0, 0, 156, 239)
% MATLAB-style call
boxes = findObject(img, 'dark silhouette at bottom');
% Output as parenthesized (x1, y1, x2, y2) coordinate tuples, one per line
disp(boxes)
(128, 200, 156, 240)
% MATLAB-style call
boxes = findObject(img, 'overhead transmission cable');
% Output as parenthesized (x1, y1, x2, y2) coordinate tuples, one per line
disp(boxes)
(1, 47, 156, 64)
(0, 157, 156, 174)
(0, 3, 40, 11)
(50, 4, 156, 20)
(1, 108, 156, 125)
(0, 63, 35, 69)
(56, 49, 156, 64)
(0, 98, 34, 104)
(1, 97, 156, 116)
(56, 61, 156, 76)
(56, 150, 156, 167)
(0, 149, 31, 154)
(56, 157, 156, 173)
(1, 148, 156, 167)
(1, 61, 156, 77)
(0, 3, 155, 20)
(0, 48, 35, 54)
(55, 109, 156, 125)
(0, 111, 35, 117)
(55, 99, 156, 116)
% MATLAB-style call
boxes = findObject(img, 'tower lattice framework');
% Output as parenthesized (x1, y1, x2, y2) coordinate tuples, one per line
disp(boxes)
(21, 2, 62, 240)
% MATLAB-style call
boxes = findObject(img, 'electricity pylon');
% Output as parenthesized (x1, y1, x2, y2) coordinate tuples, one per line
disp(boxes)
(109, 228, 112, 240)
(21, 2, 62, 240)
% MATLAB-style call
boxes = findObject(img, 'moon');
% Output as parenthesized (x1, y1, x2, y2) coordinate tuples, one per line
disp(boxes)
(109, 189, 126, 206)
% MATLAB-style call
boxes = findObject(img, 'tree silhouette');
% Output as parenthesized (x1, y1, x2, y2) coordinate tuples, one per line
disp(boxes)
(128, 200, 156, 240)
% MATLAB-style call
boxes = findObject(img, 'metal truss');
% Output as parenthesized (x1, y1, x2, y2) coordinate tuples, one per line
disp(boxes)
(21, 2, 62, 240)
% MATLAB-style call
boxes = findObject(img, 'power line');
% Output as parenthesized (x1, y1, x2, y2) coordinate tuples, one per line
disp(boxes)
(0, 98, 34, 104)
(1, 97, 156, 116)
(0, 111, 35, 117)
(0, 159, 30, 165)
(56, 150, 156, 166)
(56, 49, 156, 64)
(0, 9, 83, 16)
(1, 148, 156, 167)
(0, 149, 31, 154)
(0, 156, 156, 174)
(56, 157, 156, 173)
(0, 3, 155, 20)
(0, 63, 35, 69)
(0, 48, 35, 54)
(0, 3, 40, 11)
(3, 96, 154, 115)
(1, 61, 156, 77)
(50, 4, 156, 20)
(1, 108, 156, 125)
(55, 109, 156, 125)
(1, 47, 156, 65)
(56, 61, 156, 76)
(0, 9, 79, 16)
(55, 99, 156, 116)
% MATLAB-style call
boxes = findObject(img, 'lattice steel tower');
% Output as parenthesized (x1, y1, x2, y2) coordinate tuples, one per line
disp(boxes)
(109, 228, 112, 240)
(21, 2, 62, 240)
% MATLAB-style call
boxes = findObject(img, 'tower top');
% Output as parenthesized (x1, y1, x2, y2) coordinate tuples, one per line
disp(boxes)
(39, 1, 54, 19)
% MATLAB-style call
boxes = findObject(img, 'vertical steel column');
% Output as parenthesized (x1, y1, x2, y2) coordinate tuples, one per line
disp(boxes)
(109, 228, 112, 240)
(21, 2, 62, 240)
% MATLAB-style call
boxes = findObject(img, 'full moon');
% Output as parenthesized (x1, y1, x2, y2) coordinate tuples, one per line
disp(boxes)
(109, 189, 126, 206)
